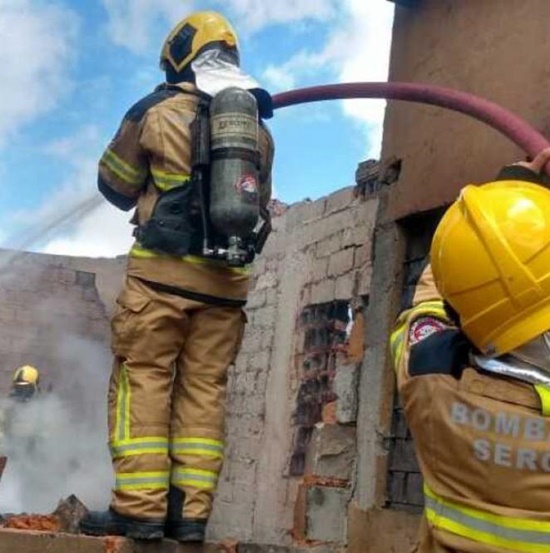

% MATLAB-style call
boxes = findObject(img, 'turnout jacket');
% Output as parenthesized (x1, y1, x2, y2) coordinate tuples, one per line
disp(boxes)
(99, 82, 274, 302)
(391, 166, 550, 553)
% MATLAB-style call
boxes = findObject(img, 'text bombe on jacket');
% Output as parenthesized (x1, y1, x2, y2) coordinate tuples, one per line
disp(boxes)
(451, 401, 550, 472)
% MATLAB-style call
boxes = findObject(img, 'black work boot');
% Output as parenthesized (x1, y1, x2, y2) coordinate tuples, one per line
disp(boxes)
(165, 485, 207, 543)
(79, 508, 164, 540)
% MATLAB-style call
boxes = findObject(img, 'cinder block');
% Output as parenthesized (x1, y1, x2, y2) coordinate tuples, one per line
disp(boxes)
(328, 249, 355, 277)
(334, 273, 355, 300)
(305, 486, 351, 543)
(256, 272, 278, 291)
(246, 290, 267, 310)
(310, 279, 335, 305)
(353, 245, 369, 268)
(324, 187, 355, 215)
(315, 233, 343, 258)
(334, 364, 359, 423)
(305, 423, 356, 480)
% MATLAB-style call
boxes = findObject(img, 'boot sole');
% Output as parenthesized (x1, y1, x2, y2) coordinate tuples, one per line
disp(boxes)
(165, 529, 205, 543)
(80, 520, 164, 540)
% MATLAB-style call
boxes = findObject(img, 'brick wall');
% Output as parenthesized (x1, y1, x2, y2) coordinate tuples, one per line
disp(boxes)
(209, 188, 378, 547)
(0, 250, 123, 401)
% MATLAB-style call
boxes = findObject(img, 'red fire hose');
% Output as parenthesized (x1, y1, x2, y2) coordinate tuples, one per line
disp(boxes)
(272, 82, 550, 175)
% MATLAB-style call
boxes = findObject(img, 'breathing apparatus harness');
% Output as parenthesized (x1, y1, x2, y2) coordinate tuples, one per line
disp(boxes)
(135, 86, 271, 267)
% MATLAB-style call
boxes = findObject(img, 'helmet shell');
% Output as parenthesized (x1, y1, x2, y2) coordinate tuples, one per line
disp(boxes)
(431, 180, 550, 356)
(160, 11, 238, 75)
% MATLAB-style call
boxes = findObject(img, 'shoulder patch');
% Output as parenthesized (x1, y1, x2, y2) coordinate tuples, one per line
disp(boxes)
(409, 317, 447, 346)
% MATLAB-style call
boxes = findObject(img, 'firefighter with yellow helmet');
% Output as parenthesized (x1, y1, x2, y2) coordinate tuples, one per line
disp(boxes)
(390, 148, 550, 552)
(0, 365, 41, 453)
(10, 365, 40, 402)
(80, 11, 274, 542)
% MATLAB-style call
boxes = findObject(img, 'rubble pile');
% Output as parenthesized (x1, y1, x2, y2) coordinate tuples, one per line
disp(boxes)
(0, 494, 87, 534)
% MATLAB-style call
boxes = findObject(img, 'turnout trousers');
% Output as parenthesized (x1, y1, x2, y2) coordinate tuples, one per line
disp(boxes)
(107, 276, 245, 520)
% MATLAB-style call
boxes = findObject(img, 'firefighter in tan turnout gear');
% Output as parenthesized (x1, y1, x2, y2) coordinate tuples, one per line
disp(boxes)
(80, 11, 274, 543)
(390, 148, 550, 553)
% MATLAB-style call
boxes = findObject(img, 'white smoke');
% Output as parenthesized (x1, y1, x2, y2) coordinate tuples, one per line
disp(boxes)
(0, 331, 114, 513)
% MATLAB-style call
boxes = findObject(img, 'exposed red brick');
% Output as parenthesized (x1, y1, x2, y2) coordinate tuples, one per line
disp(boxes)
(303, 474, 349, 489)
(104, 536, 126, 553)
(4, 514, 60, 532)
(347, 311, 365, 363)
(321, 401, 337, 424)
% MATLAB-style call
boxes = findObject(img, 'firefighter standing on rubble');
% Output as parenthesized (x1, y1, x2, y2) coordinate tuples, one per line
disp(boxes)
(390, 147, 550, 552)
(80, 11, 274, 543)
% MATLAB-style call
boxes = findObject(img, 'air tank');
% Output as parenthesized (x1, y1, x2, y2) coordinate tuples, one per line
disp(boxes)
(209, 87, 260, 243)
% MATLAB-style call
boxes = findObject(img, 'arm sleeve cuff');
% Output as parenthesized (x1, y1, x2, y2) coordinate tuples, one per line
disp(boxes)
(495, 165, 547, 185)
(98, 177, 136, 211)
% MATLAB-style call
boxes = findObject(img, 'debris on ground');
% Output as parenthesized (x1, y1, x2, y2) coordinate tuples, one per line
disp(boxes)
(53, 494, 88, 533)
(3, 514, 60, 532)
(0, 494, 87, 534)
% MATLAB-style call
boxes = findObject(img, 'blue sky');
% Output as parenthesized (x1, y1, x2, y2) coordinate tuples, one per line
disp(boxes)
(0, 0, 394, 257)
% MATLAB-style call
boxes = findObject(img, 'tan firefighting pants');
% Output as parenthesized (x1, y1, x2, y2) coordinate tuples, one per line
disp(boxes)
(107, 276, 245, 520)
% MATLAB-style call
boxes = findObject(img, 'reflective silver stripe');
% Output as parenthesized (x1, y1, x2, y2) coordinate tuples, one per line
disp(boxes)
(171, 468, 218, 490)
(171, 441, 224, 457)
(115, 471, 169, 490)
(110, 439, 169, 458)
(115, 364, 130, 442)
(425, 494, 550, 547)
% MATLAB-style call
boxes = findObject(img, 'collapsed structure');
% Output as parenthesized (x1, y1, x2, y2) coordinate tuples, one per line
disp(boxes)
(2, 0, 550, 551)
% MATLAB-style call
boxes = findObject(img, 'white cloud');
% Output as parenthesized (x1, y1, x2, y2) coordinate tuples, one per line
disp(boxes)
(41, 203, 133, 258)
(218, 0, 339, 32)
(262, 0, 394, 157)
(338, 0, 395, 157)
(0, 1, 78, 145)
(1, 125, 132, 258)
(101, 0, 341, 55)
(101, 0, 194, 54)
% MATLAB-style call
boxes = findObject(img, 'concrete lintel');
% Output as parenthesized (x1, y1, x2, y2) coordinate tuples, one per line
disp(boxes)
(354, 192, 407, 510)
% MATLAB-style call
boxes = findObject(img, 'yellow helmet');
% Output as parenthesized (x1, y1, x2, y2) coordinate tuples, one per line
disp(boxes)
(13, 365, 40, 386)
(431, 180, 550, 356)
(160, 11, 239, 81)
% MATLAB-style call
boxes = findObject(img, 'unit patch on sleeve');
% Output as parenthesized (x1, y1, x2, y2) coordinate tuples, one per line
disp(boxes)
(409, 317, 447, 346)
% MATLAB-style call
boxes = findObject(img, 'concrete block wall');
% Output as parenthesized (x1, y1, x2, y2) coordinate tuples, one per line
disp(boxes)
(0, 188, 378, 549)
(209, 188, 378, 548)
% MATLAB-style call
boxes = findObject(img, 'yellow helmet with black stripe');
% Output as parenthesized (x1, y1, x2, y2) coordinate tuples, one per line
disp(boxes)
(160, 11, 239, 83)
(13, 365, 39, 386)
(11, 365, 40, 401)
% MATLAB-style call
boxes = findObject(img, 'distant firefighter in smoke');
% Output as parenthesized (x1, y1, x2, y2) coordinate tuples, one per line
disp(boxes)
(9, 365, 41, 403)
(0, 365, 42, 455)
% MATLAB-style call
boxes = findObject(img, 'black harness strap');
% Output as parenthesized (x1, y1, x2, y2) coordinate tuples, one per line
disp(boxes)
(137, 277, 246, 308)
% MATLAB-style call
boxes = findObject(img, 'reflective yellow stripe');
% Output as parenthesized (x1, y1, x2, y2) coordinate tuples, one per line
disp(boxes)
(171, 438, 224, 459)
(151, 168, 191, 191)
(110, 437, 169, 458)
(114, 363, 130, 442)
(425, 485, 550, 552)
(171, 467, 218, 490)
(129, 244, 251, 275)
(390, 322, 407, 363)
(115, 471, 169, 491)
(102, 149, 145, 186)
(535, 384, 550, 417)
